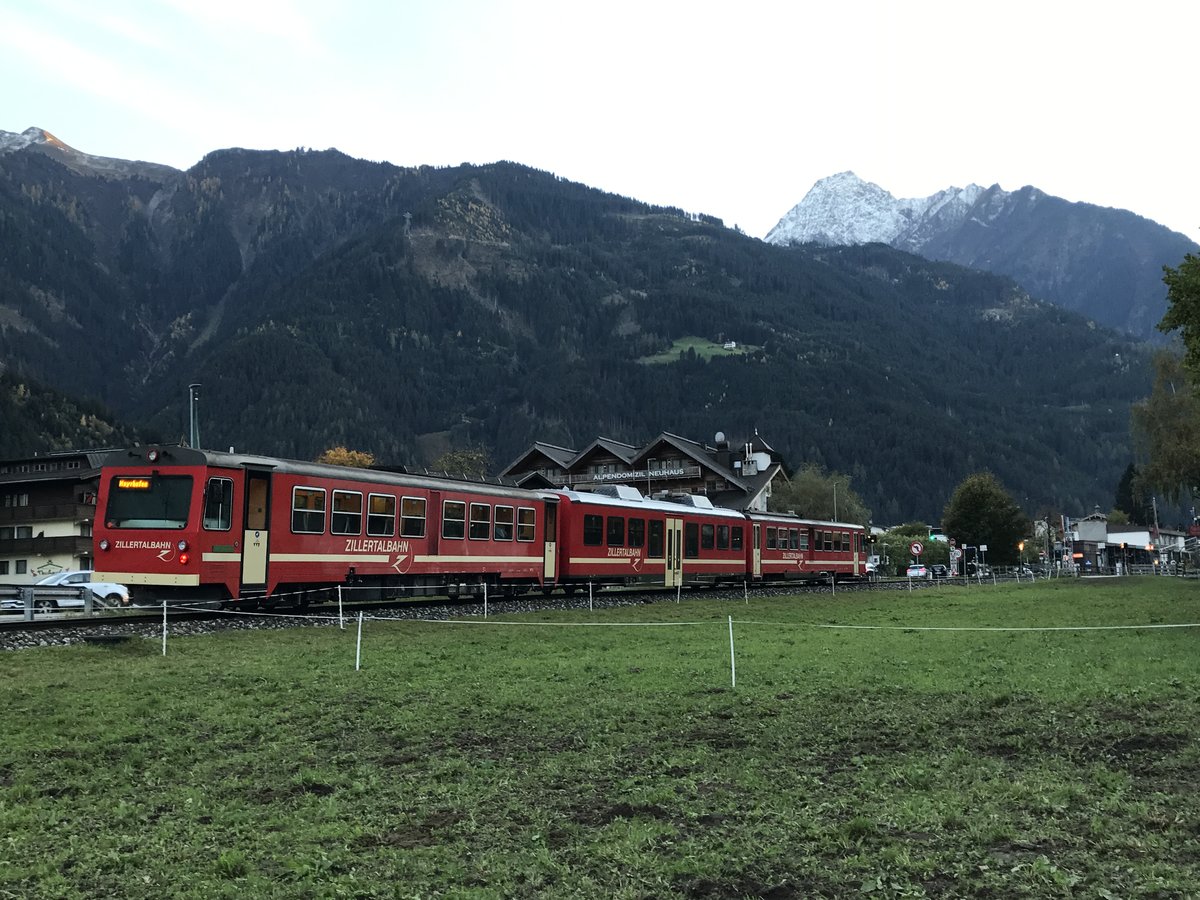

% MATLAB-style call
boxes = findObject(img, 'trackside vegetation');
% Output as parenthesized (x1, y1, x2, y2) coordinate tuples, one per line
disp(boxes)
(2, 578, 1199, 898)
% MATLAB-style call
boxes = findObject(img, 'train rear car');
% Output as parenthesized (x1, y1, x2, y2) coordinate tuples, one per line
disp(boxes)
(745, 512, 867, 582)
(554, 487, 747, 590)
(94, 445, 553, 605)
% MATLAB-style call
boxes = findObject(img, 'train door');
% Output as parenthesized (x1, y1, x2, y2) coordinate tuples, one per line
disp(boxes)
(664, 517, 683, 587)
(752, 524, 762, 578)
(240, 469, 272, 592)
(543, 502, 558, 583)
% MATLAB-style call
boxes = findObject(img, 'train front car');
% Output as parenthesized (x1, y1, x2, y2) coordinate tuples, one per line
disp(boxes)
(745, 512, 868, 583)
(94, 445, 239, 604)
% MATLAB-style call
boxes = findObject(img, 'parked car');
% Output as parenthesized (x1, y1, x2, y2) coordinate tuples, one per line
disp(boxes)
(930, 564, 950, 578)
(1, 570, 131, 611)
(906, 564, 931, 579)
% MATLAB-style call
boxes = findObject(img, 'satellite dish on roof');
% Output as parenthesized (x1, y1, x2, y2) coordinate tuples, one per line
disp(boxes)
(715, 431, 726, 443)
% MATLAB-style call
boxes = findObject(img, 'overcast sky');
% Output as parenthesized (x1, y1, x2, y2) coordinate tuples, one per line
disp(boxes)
(2, 0, 1196, 242)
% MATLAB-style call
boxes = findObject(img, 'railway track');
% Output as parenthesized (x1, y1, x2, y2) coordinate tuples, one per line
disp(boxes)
(0, 575, 1024, 651)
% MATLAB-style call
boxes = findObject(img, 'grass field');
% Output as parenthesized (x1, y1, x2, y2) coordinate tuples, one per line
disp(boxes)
(2, 578, 1199, 898)
(637, 336, 758, 365)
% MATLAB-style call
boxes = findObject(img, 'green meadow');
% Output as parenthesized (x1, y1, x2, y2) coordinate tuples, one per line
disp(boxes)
(2, 577, 1198, 898)
(637, 336, 757, 365)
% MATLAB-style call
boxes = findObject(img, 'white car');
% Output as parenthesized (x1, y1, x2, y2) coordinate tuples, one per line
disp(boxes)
(1, 570, 131, 611)
(906, 564, 931, 579)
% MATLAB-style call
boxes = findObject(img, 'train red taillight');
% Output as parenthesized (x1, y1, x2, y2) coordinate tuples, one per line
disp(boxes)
(179, 552, 190, 566)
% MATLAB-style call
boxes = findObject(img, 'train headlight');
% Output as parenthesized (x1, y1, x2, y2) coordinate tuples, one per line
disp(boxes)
(98, 539, 110, 551)
(147, 449, 159, 462)
(177, 539, 189, 551)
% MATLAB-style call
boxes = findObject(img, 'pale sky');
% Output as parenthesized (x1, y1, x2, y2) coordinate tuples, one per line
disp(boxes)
(2, 0, 1197, 241)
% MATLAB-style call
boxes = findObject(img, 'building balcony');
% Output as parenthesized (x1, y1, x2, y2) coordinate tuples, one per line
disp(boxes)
(0, 535, 94, 557)
(0, 503, 96, 525)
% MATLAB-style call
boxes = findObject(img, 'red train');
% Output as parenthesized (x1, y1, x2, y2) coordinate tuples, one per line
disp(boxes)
(93, 445, 868, 605)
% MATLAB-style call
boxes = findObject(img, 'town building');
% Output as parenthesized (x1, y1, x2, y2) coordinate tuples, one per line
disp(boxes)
(0, 449, 111, 583)
(500, 431, 786, 511)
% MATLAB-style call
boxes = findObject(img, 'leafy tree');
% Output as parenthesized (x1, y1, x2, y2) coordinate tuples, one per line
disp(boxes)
(1131, 352, 1200, 500)
(317, 446, 376, 467)
(876, 524, 950, 575)
(1159, 253, 1200, 375)
(768, 464, 871, 525)
(941, 472, 1028, 565)
(432, 446, 491, 479)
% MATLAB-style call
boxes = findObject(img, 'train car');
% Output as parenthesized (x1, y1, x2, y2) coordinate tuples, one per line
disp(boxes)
(93, 445, 555, 605)
(744, 511, 868, 582)
(553, 486, 748, 590)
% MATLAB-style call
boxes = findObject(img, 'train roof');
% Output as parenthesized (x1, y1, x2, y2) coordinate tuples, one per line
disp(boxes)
(744, 510, 865, 529)
(550, 487, 747, 519)
(102, 445, 548, 503)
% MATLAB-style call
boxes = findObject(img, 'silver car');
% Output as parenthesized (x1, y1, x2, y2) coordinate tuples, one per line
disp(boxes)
(2, 570, 131, 611)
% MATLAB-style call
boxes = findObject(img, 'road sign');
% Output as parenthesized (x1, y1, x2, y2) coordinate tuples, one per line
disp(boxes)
(949, 537, 956, 547)
(910, 540, 924, 556)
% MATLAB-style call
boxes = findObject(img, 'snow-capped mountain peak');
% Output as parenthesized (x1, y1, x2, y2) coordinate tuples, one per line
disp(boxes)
(764, 172, 992, 248)
(0, 126, 180, 180)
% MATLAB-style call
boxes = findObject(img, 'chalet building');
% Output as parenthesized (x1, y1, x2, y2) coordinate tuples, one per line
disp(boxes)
(0, 449, 111, 583)
(500, 432, 786, 511)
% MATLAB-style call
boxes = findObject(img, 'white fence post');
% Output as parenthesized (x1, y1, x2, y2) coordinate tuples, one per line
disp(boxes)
(162, 601, 167, 657)
(484, 582, 489, 619)
(588, 581, 593, 612)
(355, 612, 364, 671)
(338, 585, 345, 630)
(728, 615, 736, 689)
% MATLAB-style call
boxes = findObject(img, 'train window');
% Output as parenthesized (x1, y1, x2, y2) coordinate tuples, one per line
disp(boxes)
(400, 497, 426, 538)
(766, 527, 777, 550)
(202, 478, 233, 531)
(292, 487, 326, 534)
(517, 507, 536, 542)
(607, 516, 625, 547)
(732, 526, 744, 551)
(717, 524, 729, 550)
(367, 494, 396, 537)
(789, 528, 799, 551)
(470, 503, 491, 540)
(105, 474, 193, 529)
(648, 520, 664, 558)
(332, 491, 363, 535)
(628, 517, 645, 548)
(494, 505, 514, 541)
(583, 514, 603, 545)
(824, 531, 834, 552)
(684, 523, 699, 558)
(701, 523, 714, 550)
(814, 529, 823, 551)
(442, 500, 466, 539)
(800, 530, 810, 551)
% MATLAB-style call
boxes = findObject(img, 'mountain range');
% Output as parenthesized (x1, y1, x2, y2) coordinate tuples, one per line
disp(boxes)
(765, 171, 1197, 340)
(0, 128, 1160, 522)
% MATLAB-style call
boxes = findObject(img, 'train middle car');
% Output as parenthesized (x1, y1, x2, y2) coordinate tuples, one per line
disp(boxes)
(744, 511, 868, 582)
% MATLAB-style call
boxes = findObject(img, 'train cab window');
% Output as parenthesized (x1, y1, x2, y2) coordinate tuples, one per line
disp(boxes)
(494, 505, 514, 541)
(732, 526, 744, 551)
(766, 527, 777, 550)
(684, 523, 700, 558)
(717, 524, 729, 550)
(367, 494, 396, 537)
(607, 516, 625, 547)
(628, 517, 645, 548)
(517, 507, 536, 542)
(470, 503, 491, 540)
(332, 491, 363, 536)
(400, 497, 426, 538)
(202, 477, 234, 531)
(701, 523, 715, 550)
(292, 487, 326, 534)
(105, 474, 193, 529)
(789, 528, 799, 551)
(648, 520, 664, 558)
(583, 514, 603, 546)
(442, 500, 466, 539)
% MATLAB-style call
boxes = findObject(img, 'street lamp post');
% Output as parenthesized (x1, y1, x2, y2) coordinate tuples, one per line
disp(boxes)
(833, 481, 839, 522)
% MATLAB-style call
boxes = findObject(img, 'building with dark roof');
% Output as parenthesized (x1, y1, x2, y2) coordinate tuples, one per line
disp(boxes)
(500, 431, 786, 511)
